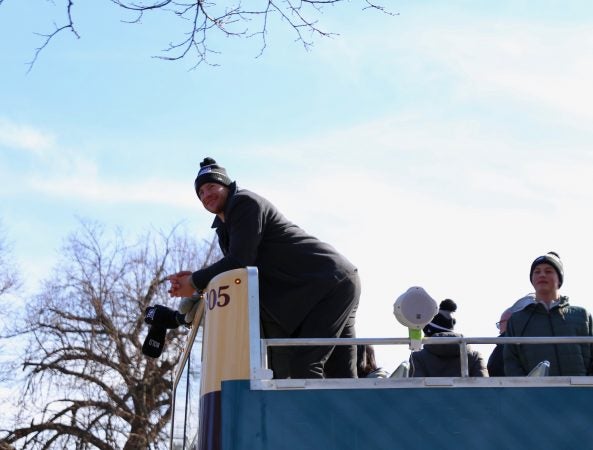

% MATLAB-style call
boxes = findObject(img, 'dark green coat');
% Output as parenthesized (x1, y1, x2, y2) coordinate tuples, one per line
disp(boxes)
(504, 296, 593, 376)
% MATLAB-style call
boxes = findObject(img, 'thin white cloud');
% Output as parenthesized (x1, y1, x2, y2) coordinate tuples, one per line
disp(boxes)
(422, 23, 593, 124)
(29, 174, 196, 209)
(0, 119, 194, 208)
(0, 118, 55, 154)
(247, 111, 593, 213)
(314, 19, 593, 129)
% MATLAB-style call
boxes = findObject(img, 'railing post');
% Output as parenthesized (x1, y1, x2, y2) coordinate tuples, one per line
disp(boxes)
(247, 267, 261, 384)
(247, 267, 273, 386)
(459, 341, 469, 377)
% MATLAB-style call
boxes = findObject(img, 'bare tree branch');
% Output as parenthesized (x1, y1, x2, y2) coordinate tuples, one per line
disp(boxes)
(0, 222, 21, 298)
(1, 220, 220, 449)
(10, 0, 393, 70)
(363, 0, 398, 15)
(26, 0, 80, 73)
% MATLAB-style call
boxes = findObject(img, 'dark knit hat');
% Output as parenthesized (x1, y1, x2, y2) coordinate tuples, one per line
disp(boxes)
(423, 299, 457, 336)
(194, 157, 232, 198)
(530, 251, 563, 288)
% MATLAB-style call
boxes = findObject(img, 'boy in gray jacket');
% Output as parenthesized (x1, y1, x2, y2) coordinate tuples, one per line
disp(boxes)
(504, 252, 593, 376)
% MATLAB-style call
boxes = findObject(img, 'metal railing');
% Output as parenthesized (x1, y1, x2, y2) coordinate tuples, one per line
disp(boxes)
(259, 336, 593, 379)
(241, 267, 593, 387)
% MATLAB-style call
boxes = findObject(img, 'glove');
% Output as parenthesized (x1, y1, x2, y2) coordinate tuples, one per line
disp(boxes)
(179, 295, 203, 325)
(142, 324, 167, 358)
(144, 304, 184, 329)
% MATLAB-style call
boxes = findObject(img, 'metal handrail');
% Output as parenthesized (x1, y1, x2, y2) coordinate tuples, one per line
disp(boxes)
(259, 336, 593, 378)
(263, 336, 593, 346)
(243, 266, 593, 382)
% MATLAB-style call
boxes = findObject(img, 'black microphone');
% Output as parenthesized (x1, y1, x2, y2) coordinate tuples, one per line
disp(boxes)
(144, 304, 185, 329)
(142, 325, 167, 358)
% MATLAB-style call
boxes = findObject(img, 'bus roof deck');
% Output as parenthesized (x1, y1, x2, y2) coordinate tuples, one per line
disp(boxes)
(170, 267, 593, 450)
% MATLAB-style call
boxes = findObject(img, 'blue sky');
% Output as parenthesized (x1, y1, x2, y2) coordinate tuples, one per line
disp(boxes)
(2, 1, 593, 371)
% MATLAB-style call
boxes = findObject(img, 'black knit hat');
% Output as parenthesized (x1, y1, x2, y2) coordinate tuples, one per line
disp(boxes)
(194, 157, 232, 198)
(423, 299, 457, 336)
(530, 251, 564, 288)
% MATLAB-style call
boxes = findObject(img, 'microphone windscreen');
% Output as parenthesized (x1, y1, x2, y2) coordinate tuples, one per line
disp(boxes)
(145, 305, 180, 329)
(142, 325, 167, 358)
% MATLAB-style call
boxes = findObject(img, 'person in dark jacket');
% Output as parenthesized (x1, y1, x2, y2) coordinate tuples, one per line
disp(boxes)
(410, 299, 488, 377)
(488, 294, 536, 376)
(487, 307, 513, 376)
(168, 157, 360, 379)
(504, 252, 593, 376)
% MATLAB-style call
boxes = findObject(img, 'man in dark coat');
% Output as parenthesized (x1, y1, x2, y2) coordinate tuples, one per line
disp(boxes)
(168, 157, 360, 379)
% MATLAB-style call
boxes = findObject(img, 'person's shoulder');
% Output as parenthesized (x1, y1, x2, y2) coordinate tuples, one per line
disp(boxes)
(233, 187, 282, 215)
(509, 293, 536, 313)
(511, 302, 537, 317)
(229, 187, 265, 207)
(234, 187, 268, 203)
(557, 296, 578, 311)
(560, 299, 590, 315)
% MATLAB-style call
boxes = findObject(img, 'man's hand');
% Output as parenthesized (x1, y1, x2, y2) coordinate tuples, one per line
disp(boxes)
(167, 271, 195, 297)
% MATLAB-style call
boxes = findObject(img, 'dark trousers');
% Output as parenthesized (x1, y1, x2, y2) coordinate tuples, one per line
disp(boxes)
(262, 271, 360, 379)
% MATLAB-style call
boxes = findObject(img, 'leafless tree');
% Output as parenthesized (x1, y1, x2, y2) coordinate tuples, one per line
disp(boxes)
(14, 0, 393, 70)
(0, 222, 21, 299)
(0, 221, 22, 388)
(0, 220, 220, 450)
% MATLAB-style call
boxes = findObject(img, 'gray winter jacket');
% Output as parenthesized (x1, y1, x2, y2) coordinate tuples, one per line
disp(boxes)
(504, 296, 593, 376)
